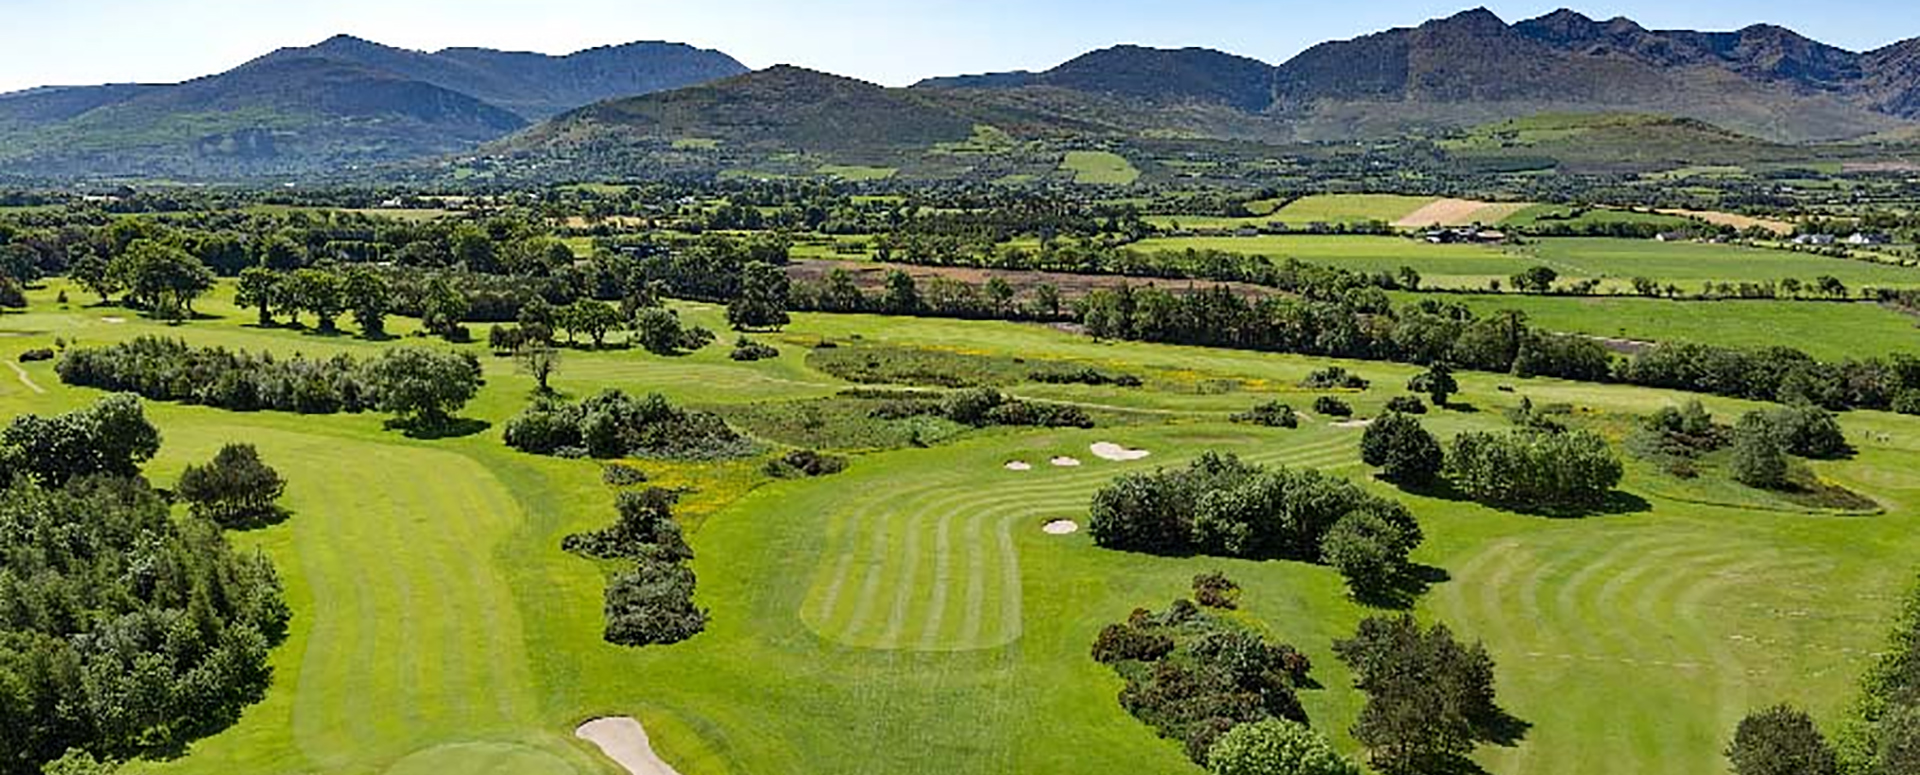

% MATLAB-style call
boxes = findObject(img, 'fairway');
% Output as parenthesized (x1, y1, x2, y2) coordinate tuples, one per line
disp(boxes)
(4, 285, 1915, 775)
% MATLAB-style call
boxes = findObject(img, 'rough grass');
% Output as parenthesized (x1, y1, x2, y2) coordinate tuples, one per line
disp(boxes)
(1060, 150, 1140, 186)
(14, 280, 1915, 775)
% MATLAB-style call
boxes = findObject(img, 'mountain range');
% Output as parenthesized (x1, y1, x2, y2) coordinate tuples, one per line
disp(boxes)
(6, 8, 1920, 180)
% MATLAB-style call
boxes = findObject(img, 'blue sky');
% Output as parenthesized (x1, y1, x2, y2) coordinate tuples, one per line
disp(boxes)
(0, 0, 1913, 93)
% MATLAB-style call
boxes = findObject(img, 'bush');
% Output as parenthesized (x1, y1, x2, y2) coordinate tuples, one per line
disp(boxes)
(731, 336, 780, 362)
(1894, 390, 1920, 416)
(1092, 621, 1176, 663)
(1360, 413, 1444, 486)
(1446, 429, 1623, 512)
(1302, 366, 1369, 390)
(603, 556, 708, 647)
(505, 390, 751, 460)
(1385, 395, 1427, 414)
(1731, 415, 1791, 490)
(601, 462, 649, 486)
(1726, 705, 1838, 775)
(1192, 571, 1241, 609)
(1206, 719, 1361, 775)
(1334, 616, 1512, 773)
(943, 388, 1093, 428)
(1752, 404, 1849, 459)
(766, 449, 849, 478)
(18, 347, 52, 363)
(1232, 401, 1299, 428)
(1313, 396, 1353, 418)
(1029, 366, 1143, 387)
(176, 443, 286, 528)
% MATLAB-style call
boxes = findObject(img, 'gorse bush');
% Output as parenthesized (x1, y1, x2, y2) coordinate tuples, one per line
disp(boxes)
(562, 489, 707, 647)
(1233, 401, 1300, 428)
(504, 389, 751, 460)
(1303, 366, 1369, 390)
(765, 449, 849, 478)
(1313, 396, 1353, 418)
(730, 336, 780, 362)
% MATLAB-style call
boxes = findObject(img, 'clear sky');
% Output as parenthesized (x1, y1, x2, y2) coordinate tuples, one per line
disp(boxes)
(0, 0, 1913, 93)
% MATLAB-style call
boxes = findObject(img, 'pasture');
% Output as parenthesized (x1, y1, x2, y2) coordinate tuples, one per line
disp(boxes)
(6, 280, 1919, 775)
(1060, 151, 1140, 186)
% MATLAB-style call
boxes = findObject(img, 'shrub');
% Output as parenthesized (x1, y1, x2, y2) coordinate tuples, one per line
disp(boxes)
(731, 336, 781, 362)
(1232, 401, 1299, 428)
(1726, 705, 1838, 775)
(1385, 395, 1427, 414)
(943, 388, 1093, 428)
(1092, 621, 1176, 664)
(18, 347, 52, 363)
(1894, 390, 1920, 416)
(1302, 366, 1369, 390)
(1446, 429, 1623, 512)
(1206, 719, 1361, 775)
(601, 463, 649, 486)
(1360, 413, 1444, 486)
(1334, 616, 1512, 773)
(1192, 571, 1241, 609)
(563, 488, 691, 561)
(1313, 396, 1353, 418)
(766, 449, 849, 478)
(1752, 404, 1849, 459)
(176, 443, 286, 528)
(1029, 366, 1143, 387)
(1731, 414, 1791, 490)
(603, 555, 708, 647)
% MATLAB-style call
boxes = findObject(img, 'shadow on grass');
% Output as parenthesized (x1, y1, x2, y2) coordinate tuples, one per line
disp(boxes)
(1353, 563, 1452, 611)
(221, 506, 293, 533)
(1397, 477, 1652, 519)
(386, 417, 493, 440)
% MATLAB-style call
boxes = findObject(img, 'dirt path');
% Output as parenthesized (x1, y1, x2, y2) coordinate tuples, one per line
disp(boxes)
(7, 362, 45, 394)
(575, 717, 681, 775)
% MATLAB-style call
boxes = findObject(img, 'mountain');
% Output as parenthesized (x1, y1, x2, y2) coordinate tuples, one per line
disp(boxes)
(248, 35, 748, 119)
(0, 35, 747, 179)
(919, 45, 1277, 112)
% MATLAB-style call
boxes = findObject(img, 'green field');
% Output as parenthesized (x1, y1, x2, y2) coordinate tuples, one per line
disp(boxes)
(10, 279, 1920, 775)
(817, 165, 898, 182)
(1402, 293, 1920, 360)
(1060, 150, 1140, 186)
(1126, 235, 1920, 291)
(1271, 194, 1436, 224)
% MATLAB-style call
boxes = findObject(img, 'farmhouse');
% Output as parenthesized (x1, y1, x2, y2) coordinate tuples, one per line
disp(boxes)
(1794, 233, 1838, 246)
(1848, 232, 1892, 245)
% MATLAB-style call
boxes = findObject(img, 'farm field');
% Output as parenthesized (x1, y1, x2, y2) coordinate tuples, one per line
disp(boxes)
(1126, 235, 1920, 291)
(1404, 293, 1920, 360)
(7, 277, 1919, 775)
(1060, 151, 1140, 185)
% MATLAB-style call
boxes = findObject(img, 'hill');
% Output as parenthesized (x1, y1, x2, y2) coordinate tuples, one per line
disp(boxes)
(0, 35, 747, 179)
(920, 45, 1277, 112)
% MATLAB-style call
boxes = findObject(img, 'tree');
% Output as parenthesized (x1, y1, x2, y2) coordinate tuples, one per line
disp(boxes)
(727, 260, 791, 331)
(1873, 705, 1920, 775)
(882, 270, 920, 314)
(1511, 265, 1558, 294)
(1, 393, 161, 487)
(1207, 719, 1361, 775)
(113, 239, 213, 321)
(235, 267, 282, 326)
(176, 443, 286, 528)
(253, 233, 307, 271)
(1407, 362, 1458, 408)
(517, 344, 561, 394)
(1446, 430, 1623, 512)
(567, 299, 623, 348)
(420, 277, 469, 340)
(634, 308, 708, 355)
(289, 267, 345, 332)
(1725, 705, 1838, 775)
(343, 266, 389, 338)
(71, 253, 118, 303)
(1361, 413, 1443, 486)
(1730, 414, 1791, 489)
(1334, 615, 1514, 773)
(360, 348, 483, 430)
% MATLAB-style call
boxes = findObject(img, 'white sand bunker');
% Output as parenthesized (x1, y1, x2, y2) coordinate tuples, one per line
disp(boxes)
(1332, 419, 1374, 429)
(576, 717, 682, 775)
(1051, 456, 1083, 467)
(1004, 461, 1033, 471)
(1091, 442, 1151, 462)
(101, 316, 126, 324)
(1043, 519, 1081, 535)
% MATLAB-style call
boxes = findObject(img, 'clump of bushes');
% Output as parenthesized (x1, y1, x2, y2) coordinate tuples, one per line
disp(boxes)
(504, 389, 752, 459)
(1089, 453, 1423, 600)
(731, 337, 780, 362)
(871, 388, 1092, 430)
(1385, 395, 1427, 415)
(177, 443, 287, 529)
(1447, 429, 1623, 512)
(1626, 400, 1726, 477)
(1232, 401, 1299, 428)
(1093, 595, 1315, 763)
(766, 449, 849, 478)
(601, 462, 649, 486)
(1192, 571, 1240, 609)
(563, 489, 707, 647)
(1028, 366, 1143, 387)
(1361, 413, 1444, 486)
(18, 347, 52, 363)
(1302, 366, 1369, 390)
(633, 308, 715, 355)
(1313, 396, 1353, 418)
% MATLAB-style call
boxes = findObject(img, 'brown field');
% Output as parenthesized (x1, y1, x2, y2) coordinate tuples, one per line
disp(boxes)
(1658, 208, 1794, 235)
(1394, 198, 1532, 228)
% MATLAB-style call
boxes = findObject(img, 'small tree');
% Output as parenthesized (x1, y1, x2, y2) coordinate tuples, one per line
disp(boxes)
(1334, 615, 1515, 772)
(361, 348, 484, 430)
(1725, 705, 1838, 775)
(343, 266, 389, 338)
(1408, 363, 1458, 408)
(567, 299, 623, 349)
(176, 443, 286, 528)
(289, 267, 346, 332)
(235, 266, 281, 326)
(1206, 718, 1361, 775)
(727, 260, 791, 331)
(1511, 265, 1558, 293)
(1730, 415, 1790, 490)
(1361, 413, 1444, 486)
(71, 253, 120, 303)
(516, 344, 561, 394)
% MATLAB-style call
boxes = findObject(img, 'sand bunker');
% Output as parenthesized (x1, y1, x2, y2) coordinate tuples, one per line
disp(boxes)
(1004, 461, 1033, 471)
(1090, 442, 1151, 462)
(1043, 520, 1081, 535)
(1050, 456, 1083, 467)
(1332, 419, 1375, 429)
(101, 316, 126, 324)
(576, 717, 681, 775)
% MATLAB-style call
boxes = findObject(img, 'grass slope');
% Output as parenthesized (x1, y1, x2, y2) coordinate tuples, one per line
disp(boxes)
(1060, 150, 1140, 185)
(5, 279, 1913, 775)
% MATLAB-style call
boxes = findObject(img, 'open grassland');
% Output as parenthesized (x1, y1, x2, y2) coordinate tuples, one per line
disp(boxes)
(7, 279, 1920, 775)
(1270, 194, 1435, 225)
(1400, 293, 1920, 361)
(1060, 151, 1140, 186)
(1126, 235, 1920, 292)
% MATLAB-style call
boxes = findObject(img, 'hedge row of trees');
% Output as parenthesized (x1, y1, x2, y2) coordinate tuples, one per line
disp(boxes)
(1359, 411, 1624, 513)
(503, 390, 751, 460)
(1091, 588, 1327, 765)
(563, 489, 707, 647)
(55, 337, 484, 429)
(0, 396, 289, 774)
(1087, 453, 1424, 600)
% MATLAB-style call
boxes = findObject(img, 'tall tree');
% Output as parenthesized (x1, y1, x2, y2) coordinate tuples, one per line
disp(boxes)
(1725, 705, 1838, 775)
(235, 266, 282, 326)
(1334, 615, 1517, 773)
(727, 261, 791, 331)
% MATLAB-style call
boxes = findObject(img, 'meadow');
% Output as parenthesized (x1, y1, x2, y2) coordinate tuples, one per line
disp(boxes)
(8, 280, 1919, 775)
(1059, 150, 1141, 186)
(1126, 235, 1920, 291)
